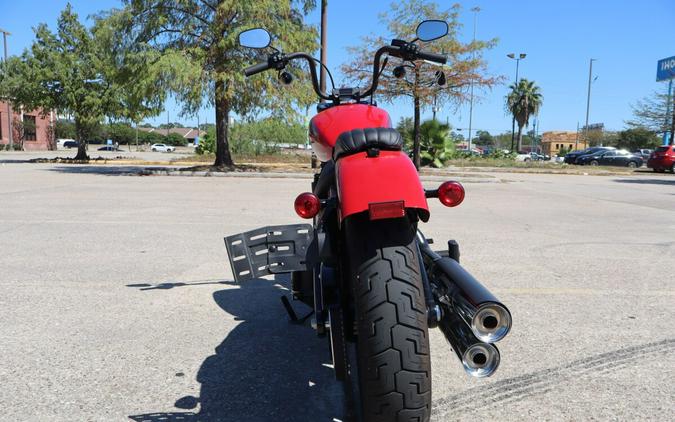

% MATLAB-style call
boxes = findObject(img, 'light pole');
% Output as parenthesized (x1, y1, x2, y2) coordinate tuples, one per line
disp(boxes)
(467, 6, 480, 153)
(319, 0, 328, 94)
(584, 58, 596, 144)
(0, 28, 12, 150)
(507, 53, 526, 152)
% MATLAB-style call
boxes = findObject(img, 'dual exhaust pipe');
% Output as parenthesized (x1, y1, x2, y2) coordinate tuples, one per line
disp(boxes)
(418, 234, 511, 378)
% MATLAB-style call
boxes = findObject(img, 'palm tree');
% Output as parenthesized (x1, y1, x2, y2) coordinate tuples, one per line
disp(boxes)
(506, 79, 543, 152)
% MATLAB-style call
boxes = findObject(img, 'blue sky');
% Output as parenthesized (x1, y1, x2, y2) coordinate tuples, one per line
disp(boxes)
(1, 0, 674, 134)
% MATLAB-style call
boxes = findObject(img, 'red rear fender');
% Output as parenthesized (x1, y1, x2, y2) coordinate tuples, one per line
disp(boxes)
(335, 151, 429, 221)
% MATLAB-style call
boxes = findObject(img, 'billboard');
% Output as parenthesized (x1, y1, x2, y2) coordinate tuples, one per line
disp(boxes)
(656, 56, 675, 82)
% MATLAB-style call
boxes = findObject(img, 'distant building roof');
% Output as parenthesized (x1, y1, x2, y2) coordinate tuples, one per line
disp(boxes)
(541, 131, 579, 143)
(138, 127, 205, 139)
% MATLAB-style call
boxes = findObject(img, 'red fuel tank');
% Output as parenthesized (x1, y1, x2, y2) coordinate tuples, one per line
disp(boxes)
(308, 104, 392, 162)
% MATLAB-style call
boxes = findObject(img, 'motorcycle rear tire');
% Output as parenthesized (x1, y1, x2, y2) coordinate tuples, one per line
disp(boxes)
(345, 216, 431, 422)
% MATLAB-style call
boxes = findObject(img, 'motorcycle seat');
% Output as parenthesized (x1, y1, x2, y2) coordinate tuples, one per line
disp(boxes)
(333, 127, 403, 160)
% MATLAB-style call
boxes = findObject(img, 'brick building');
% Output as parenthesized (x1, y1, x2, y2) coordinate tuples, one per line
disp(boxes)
(0, 101, 55, 150)
(541, 131, 587, 156)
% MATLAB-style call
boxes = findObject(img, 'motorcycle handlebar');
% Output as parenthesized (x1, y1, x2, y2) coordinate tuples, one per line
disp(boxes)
(244, 61, 272, 77)
(417, 50, 447, 64)
(243, 42, 447, 101)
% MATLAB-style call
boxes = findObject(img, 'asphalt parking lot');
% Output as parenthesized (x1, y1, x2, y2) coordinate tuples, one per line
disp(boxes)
(0, 161, 674, 421)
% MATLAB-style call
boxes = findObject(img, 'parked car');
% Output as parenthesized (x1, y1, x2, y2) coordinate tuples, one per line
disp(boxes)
(647, 145, 675, 173)
(577, 149, 643, 168)
(631, 149, 653, 161)
(515, 152, 549, 162)
(98, 145, 122, 151)
(62, 140, 80, 149)
(564, 147, 615, 164)
(151, 143, 175, 152)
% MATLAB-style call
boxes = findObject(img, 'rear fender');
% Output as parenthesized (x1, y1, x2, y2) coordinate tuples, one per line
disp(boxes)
(335, 151, 429, 222)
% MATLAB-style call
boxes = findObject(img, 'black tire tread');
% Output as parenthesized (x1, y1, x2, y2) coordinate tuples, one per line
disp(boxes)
(348, 219, 431, 422)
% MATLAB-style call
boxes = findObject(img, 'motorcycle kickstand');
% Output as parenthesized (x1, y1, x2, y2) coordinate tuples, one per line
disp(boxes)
(280, 295, 314, 324)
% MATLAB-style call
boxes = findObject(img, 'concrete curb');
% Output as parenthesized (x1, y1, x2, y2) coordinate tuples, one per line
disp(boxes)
(139, 168, 501, 183)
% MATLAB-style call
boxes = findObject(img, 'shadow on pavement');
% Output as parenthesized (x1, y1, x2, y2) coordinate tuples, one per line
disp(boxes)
(127, 275, 345, 422)
(46, 165, 147, 176)
(613, 177, 675, 186)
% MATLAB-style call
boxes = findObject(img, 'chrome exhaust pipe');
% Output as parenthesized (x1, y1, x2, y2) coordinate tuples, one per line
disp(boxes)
(437, 309, 500, 377)
(417, 233, 512, 343)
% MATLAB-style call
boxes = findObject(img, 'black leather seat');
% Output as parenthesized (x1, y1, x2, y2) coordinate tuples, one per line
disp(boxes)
(333, 127, 403, 160)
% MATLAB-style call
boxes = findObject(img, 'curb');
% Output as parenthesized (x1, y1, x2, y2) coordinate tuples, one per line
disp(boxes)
(139, 168, 501, 183)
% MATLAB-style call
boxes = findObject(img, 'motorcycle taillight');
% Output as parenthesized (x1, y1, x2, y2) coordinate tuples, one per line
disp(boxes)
(294, 192, 321, 219)
(438, 181, 465, 207)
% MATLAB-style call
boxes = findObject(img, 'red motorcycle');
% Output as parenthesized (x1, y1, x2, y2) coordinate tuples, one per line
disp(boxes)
(226, 20, 511, 422)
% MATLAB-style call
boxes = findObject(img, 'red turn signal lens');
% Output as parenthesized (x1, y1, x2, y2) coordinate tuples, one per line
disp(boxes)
(437, 181, 465, 207)
(294, 192, 321, 219)
(369, 200, 405, 220)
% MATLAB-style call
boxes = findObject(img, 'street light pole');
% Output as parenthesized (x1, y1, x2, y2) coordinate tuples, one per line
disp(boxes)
(467, 7, 480, 153)
(1, 28, 12, 150)
(584, 58, 596, 144)
(319, 0, 328, 94)
(507, 53, 526, 152)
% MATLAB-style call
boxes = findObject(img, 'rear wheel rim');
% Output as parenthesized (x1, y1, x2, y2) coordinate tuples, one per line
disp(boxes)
(591, 161, 598, 166)
(628, 162, 636, 168)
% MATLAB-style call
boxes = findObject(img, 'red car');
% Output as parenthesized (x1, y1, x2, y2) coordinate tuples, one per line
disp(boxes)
(647, 145, 675, 173)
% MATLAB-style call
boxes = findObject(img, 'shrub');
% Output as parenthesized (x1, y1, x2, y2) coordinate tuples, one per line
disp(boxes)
(196, 126, 216, 155)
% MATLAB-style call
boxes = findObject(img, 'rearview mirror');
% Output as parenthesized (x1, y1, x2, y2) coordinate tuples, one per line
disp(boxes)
(238, 28, 271, 49)
(416, 20, 449, 42)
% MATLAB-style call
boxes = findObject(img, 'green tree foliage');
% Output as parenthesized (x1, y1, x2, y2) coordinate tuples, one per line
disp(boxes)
(55, 119, 77, 140)
(473, 130, 494, 147)
(506, 78, 542, 153)
(626, 89, 673, 135)
(492, 132, 512, 150)
(197, 118, 306, 155)
(0, 5, 164, 159)
(159, 122, 186, 129)
(117, 0, 319, 168)
(196, 126, 216, 155)
(165, 132, 187, 146)
(615, 128, 662, 150)
(396, 117, 414, 151)
(418, 119, 454, 167)
(343, 0, 499, 169)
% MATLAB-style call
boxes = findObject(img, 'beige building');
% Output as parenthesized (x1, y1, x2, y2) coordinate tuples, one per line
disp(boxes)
(541, 131, 587, 156)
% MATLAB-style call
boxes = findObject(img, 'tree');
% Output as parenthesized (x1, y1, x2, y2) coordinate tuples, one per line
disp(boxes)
(615, 127, 661, 150)
(492, 132, 512, 150)
(473, 130, 493, 147)
(159, 122, 185, 129)
(626, 89, 674, 137)
(342, 0, 499, 169)
(0, 5, 163, 160)
(396, 117, 414, 151)
(117, 0, 319, 168)
(506, 78, 542, 152)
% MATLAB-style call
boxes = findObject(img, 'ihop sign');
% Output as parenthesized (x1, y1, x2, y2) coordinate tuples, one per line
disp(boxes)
(656, 56, 675, 81)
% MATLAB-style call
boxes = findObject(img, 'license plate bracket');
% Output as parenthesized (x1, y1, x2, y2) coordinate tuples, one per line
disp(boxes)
(224, 224, 314, 282)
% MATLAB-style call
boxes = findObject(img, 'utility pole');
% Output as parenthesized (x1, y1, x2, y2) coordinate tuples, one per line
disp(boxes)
(467, 7, 480, 153)
(507, 53, 526, 152)
(1, 28, 12, 150)
(584, 58, 596, 143)
(319, 0, 328, 94)
(670, 89, 675, 146)
(664, 79, 673, 145)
